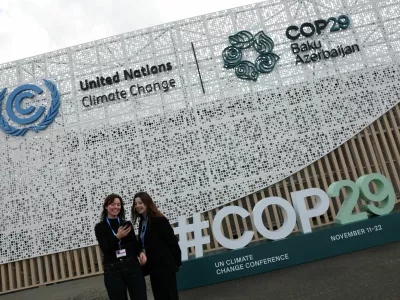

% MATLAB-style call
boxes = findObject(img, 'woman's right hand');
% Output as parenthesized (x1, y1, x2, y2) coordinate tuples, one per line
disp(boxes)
(116, 225, 131, 240)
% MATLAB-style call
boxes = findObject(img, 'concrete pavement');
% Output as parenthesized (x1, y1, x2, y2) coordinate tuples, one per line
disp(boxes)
(2, 242, 399, 300)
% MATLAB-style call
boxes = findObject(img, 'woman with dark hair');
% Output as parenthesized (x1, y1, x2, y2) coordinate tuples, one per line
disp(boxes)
(95, 193, 147, 300)
(132, 192, 182, 300)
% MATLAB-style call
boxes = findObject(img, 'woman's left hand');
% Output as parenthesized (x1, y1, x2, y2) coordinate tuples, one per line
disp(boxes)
(139, 252, 147, 266)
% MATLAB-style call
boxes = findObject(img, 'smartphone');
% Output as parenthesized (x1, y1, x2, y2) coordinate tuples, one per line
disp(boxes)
(121, 220, 132, 228)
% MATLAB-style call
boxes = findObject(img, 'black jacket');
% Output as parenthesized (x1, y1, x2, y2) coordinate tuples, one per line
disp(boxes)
(139, 215, 182, 275)
(95, 218, 143, 265)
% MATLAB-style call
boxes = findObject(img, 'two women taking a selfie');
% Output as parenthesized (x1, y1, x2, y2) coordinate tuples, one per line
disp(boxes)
(95, 192, 182, 300)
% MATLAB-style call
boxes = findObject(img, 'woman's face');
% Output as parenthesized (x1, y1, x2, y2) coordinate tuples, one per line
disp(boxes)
(134, 197, 148, 215)
(106, 198, 121, 218)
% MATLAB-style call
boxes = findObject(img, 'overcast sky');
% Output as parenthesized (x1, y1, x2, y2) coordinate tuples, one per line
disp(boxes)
(0, 0, 259, 64)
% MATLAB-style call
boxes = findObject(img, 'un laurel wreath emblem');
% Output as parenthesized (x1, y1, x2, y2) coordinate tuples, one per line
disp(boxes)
(0, 79, 60, 137)
(222, 30, 280, 81)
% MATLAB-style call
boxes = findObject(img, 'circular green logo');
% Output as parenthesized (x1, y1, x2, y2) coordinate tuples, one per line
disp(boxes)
(222, 30, 280, 81)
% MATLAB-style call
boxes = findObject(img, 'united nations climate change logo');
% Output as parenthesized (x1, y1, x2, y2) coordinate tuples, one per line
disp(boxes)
(0, 80, 60, 136)
(222, 30, 280, 81)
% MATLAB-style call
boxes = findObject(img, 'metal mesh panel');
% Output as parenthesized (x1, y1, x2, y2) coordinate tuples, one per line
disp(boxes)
(1, 0, 400, 263)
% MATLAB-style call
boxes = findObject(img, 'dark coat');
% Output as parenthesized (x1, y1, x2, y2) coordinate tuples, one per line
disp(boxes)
(138, 215, 182, 276)
(95, 219, 142, 265)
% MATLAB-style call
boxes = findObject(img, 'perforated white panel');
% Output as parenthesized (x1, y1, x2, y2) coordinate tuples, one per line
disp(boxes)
(1, 0, 400, 263)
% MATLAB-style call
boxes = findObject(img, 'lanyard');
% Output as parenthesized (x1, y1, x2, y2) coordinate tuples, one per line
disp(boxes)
(106, 217, 122, 249)
(140, 218, 148, 248)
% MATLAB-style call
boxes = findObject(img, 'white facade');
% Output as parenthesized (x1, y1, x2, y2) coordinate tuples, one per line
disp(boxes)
(1, 0, 400, 263)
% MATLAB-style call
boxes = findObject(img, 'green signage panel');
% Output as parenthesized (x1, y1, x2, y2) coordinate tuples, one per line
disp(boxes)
(177, 211, 400, 291)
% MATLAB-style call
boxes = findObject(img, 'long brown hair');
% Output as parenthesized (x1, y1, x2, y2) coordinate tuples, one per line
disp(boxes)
(131, 192, 163, 224)
(100, 194, 126, 221)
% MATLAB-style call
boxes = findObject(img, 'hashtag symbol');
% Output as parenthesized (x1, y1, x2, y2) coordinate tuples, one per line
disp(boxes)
(174, 213, 210, 260)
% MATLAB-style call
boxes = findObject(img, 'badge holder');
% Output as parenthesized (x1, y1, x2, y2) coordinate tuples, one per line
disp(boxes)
(116, 249, 127, 258)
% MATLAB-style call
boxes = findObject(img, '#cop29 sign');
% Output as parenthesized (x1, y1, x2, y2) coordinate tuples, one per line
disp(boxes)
(176, 173, 400, 290)
(175, 173, 396, 260)
(0, 80, 60, 136)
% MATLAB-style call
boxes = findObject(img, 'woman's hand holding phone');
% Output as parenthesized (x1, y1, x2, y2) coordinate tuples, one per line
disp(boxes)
(116, 224, 131, 239)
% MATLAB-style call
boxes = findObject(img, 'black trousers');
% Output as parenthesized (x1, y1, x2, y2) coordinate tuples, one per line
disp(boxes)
(150, 268, 179, 300)
(103, 257, 147, 300)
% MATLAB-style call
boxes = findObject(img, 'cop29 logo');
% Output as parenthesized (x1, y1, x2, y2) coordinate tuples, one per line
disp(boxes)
(222, 30, 280, 81)
(0, 80, 60, 136)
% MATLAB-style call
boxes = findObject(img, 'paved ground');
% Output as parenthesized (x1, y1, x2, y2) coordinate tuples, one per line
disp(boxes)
(1, 276, 155, 300)
(2, 242, 400, 300)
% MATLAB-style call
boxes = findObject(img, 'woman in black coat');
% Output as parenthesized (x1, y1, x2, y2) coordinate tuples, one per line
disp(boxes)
(95, 194, 147, 300)
(131, 192, 182, 300)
